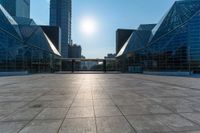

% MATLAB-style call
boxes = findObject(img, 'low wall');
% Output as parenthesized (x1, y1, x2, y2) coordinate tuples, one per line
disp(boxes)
(0, 71, 28, 76)
(143, 71, 191, 76)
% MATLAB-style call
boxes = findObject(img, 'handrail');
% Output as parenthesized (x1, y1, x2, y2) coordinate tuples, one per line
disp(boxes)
(61, 58, 116, 61)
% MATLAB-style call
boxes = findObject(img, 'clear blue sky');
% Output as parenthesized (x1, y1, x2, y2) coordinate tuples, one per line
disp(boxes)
(30, 0, 176, 58)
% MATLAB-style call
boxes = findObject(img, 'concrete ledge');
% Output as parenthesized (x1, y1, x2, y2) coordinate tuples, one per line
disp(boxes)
(0, 71, 28, 76)
(143, 71, 191, 76)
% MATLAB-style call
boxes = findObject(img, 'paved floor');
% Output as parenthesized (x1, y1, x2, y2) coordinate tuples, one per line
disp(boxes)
(0, 74, 200, 133)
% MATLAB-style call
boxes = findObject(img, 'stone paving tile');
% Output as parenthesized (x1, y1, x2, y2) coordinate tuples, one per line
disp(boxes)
(96, 116, 136, 133)
(0, 112, 7, 120)
(37, 95, 74, 101)
(59, 118, 96, 133)
(93, 93, 110, 99)
(28, 99, 73, 108)
(1, 108, 42, 121)
(180, 113, 200, 125)
(151, 98, 200, 113)
(0, 96, 35, 102)
(19, 120, 62, 133)
(127, 114, 200, 133)
(158, 114, 200, 132)
(1, 74, 200, 133)
(28, 101, 51, 108)
(71, 99, 93, 107)
(47, 90, 76, 96)
(183, 131, 200, 133)
(109, 92, 141, 98)
(187, 97, 200, 104)
(46, 100, 73, 108)
(119, 104, 171, 115)
(0, 121, 28, 133)
(0, 102, 28, 111)
(76, 93, 93, 100)
(134, 88, 189, 98)
(0, 109, 17, 116)
(94, 106, 122, 117)
(93, 99, 115, 106)
(111, 97, 146, 106)
(126, 115, 172, 133)
(133, 74, 200, 89)
(186, 90, 200, 97)
(0, 102, 29, 120)
(35, 108, 68, 120)
(66, 107, 94, 118)
(118, 100, 170, 114)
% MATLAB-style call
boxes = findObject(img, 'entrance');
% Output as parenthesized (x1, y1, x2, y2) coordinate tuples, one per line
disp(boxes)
(61, 58, 119, 72)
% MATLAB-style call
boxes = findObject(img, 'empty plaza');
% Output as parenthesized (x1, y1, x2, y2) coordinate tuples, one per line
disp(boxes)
(0, 74, 200, 132)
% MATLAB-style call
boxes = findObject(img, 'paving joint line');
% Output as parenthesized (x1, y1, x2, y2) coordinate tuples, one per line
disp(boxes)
(129, 76, 200, 91)
(17, 107, 45, 133)
(56, 80, 83, 133)
(16, 88, 58, 133)
(91, 84, 99, 133)
(98, 81, 138, 133)
(0, 88, 55, 122)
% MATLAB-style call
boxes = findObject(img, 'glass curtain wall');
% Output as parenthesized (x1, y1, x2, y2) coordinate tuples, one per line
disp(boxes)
(0, 29, 61, 72)
(0, 6, 61, 73)
(117, 0, 200, 73)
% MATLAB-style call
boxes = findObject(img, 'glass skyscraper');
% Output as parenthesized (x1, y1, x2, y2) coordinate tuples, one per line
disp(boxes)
(50, 0, 72, 58)
(117, 0, 200, 74)
(0, 0, 30, 18)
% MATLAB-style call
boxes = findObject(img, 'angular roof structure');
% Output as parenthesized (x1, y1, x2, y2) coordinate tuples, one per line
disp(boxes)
(24, 26, 61, 56)
(117, 30, 152, 57)
(151, 0, 200, 42)
(117, 0, 200, 58)
(138, 24, 156, 31)
(0, 5, 22, 39)
(0, 4, 61, 56)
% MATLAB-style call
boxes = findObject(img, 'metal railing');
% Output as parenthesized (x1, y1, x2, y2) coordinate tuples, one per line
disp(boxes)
(60, 58, 119, 72)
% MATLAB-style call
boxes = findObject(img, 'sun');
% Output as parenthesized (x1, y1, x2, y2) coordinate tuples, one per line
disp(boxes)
(80, 18, 97, 36)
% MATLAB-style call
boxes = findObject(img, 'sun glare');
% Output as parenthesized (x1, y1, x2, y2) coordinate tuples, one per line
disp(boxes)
(80, 18, 97, 36)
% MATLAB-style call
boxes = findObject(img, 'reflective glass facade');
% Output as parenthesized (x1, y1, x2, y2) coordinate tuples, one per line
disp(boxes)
(117, 0, 200, 73)
(0, 5, 61, 73)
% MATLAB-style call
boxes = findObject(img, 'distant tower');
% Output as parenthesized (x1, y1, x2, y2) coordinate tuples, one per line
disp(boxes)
(0, 0, 30, 18)
(50, 0, 72, 58)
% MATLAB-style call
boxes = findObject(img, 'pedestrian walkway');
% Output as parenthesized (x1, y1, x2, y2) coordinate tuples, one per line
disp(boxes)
(0, 74, 200, 133)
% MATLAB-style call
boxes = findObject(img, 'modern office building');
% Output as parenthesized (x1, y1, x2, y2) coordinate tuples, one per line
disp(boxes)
(50, 0, 72, 58)
(105, 53, 116, 59)
(0, 0, 30, 18)
(0, 4, 61, 73)
(68, 44, 82, 58)
(117, 0, 200, 74)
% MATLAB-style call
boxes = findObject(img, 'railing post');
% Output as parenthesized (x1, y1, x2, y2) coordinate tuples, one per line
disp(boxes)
(188, 46, 192, 75)
(103, 60, 107, 73)
(72, 59, 75, 73)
